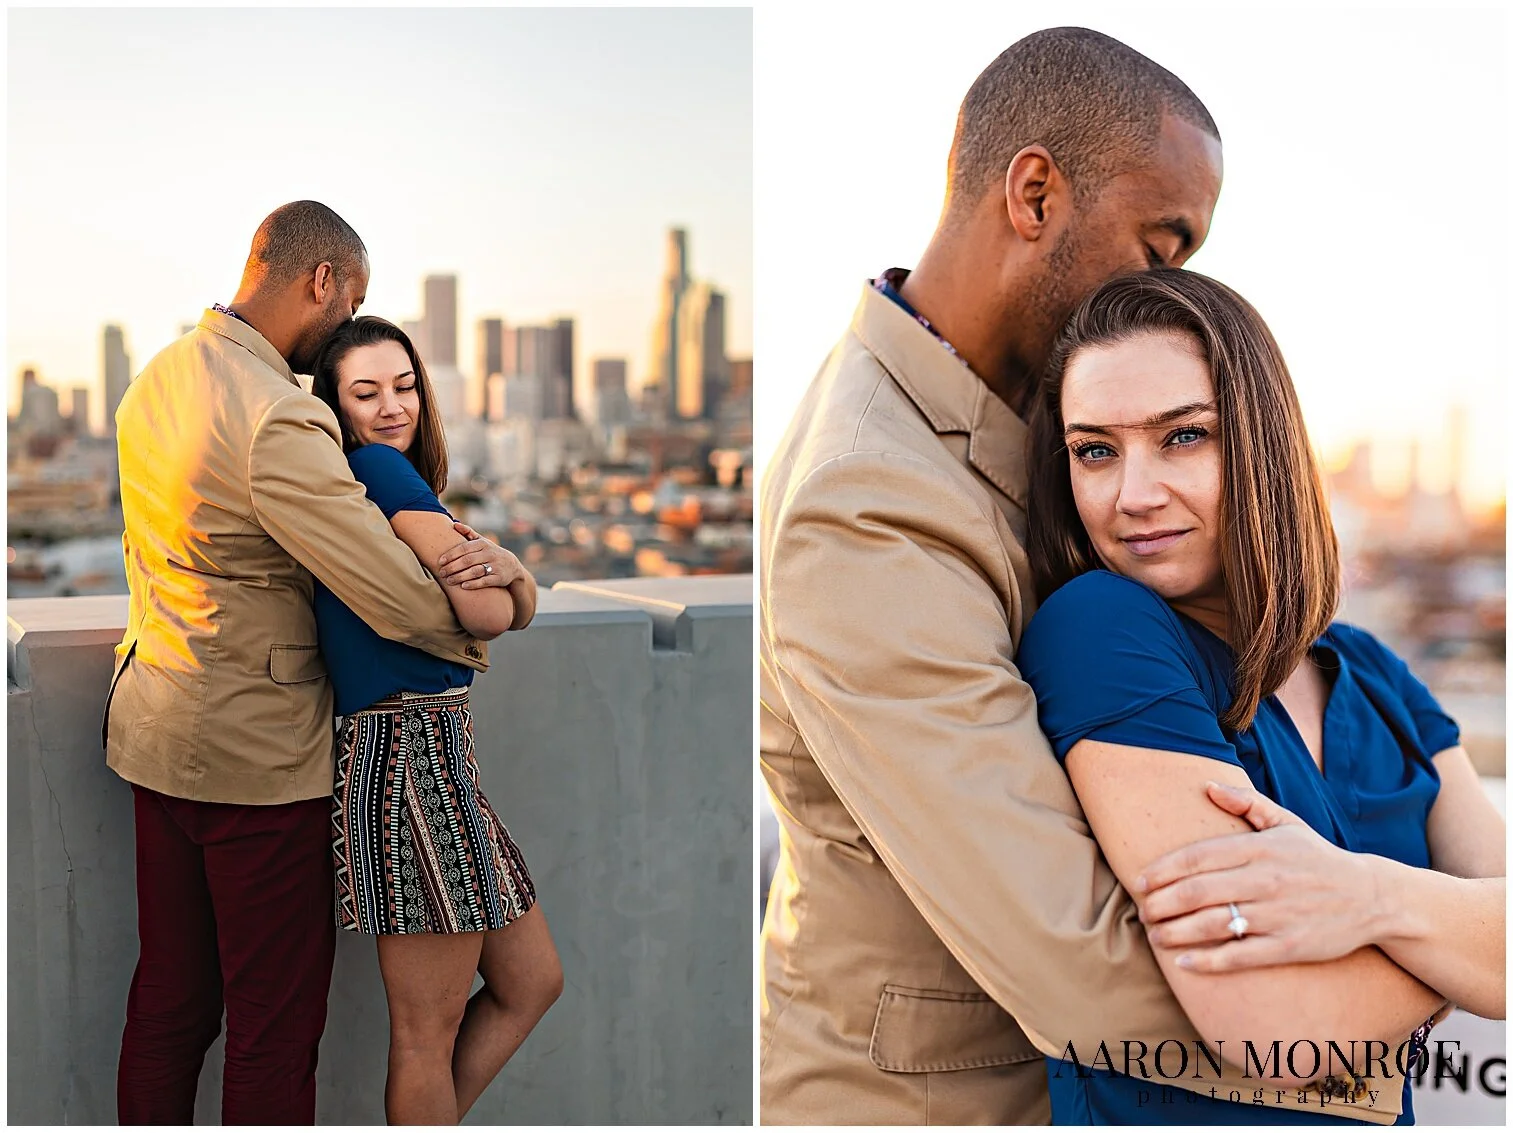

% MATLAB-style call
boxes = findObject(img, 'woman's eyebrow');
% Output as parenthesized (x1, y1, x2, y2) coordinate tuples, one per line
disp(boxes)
(1064, 401, 1215, 436)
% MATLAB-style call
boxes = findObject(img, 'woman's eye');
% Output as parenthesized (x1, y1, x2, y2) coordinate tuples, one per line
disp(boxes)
(1072, 442, 1115, 463)
(397, 385, 416, 394)
(356, 393, 376, 401)
(1167, 426, 1208, 447)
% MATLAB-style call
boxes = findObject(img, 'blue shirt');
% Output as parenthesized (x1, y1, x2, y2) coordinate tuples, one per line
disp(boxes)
(1017, 570, 1455, 1126)
(313, 444, 475, 715)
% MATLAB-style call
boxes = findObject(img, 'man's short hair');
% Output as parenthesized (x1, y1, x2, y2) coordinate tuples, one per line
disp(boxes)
(243, 201, 367, 288)
(948, 28, 1219, 215)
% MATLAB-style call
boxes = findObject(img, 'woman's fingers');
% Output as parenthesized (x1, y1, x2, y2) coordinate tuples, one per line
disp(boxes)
(1141, 864, 1279, 924)
(1172, 936, 1293, 974)
(1205, 780, 1303, 830)
(1138, 831, 1259, 895)
(437, 538, 488, 573)
(1148, 902, 1259, 949)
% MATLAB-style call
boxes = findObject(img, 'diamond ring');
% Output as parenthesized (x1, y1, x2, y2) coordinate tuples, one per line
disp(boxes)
(484, 564, 493, 575)
(1226, 902, 1248, 939)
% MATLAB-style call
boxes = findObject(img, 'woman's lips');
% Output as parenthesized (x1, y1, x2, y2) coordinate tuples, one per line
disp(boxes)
(375, 423, 408, 434)
(1121, 530, 1189, 556)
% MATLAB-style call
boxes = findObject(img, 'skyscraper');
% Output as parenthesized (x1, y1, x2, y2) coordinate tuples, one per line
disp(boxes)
(103, 325, 131, 437)
(476, 318, 506, 421)
(402, 319, 425, 357)
(676, 282, 729, 421)
(552, 317, 575, 420)
(503, 373, 544, 425)
(728, 358, 753, 401)
(513, 320, 575, 420)
(592, 358, 631, 427)
(422, 275, 458, 367)
(15, 368, 63, 440)
(644, 227, 688, 414)
(69, 387, 91, 437)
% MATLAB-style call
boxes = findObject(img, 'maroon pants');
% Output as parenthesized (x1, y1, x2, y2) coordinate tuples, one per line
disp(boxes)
(117, 785, 336, 1125)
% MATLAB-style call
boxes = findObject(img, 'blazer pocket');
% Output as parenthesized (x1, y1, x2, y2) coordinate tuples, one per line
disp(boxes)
(869, 984, 1043, 1073)
(269, 644, 327, 684)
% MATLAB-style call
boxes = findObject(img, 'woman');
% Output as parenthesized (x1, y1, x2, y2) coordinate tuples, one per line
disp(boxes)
(1017, 270, 1504, 1125)
(309, 316, 563, 1124)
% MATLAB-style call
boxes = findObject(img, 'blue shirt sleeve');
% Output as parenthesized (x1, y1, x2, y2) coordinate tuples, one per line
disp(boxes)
(1018, 571, 1241, 768)
(1330, 623, 1461, 757)
(346, 444, 451, 521)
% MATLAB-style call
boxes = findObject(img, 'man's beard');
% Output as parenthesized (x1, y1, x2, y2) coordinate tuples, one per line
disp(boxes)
(288, 306, 347, 374)
(1033, 226, 1087, 353)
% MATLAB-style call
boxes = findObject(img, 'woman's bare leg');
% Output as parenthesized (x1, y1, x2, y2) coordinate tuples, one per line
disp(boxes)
(375, 932, 485, 1125)
(452, 905, 564, 1119)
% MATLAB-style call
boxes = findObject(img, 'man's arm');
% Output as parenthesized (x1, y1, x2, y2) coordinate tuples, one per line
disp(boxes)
(247, 395, 485, 669)
(766, 449, 1195, 1057)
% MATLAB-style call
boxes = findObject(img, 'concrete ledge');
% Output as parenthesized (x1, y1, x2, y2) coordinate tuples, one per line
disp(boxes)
(555, 575, 753, 651)
(8, 580, 754, 1125)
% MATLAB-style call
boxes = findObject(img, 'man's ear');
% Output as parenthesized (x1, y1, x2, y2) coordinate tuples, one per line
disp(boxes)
(311, 261, 335, 304)
(1003, 145, 1065, 243)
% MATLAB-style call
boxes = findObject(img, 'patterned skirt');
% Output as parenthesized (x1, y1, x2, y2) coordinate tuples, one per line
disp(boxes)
(332, 686, 536, 935)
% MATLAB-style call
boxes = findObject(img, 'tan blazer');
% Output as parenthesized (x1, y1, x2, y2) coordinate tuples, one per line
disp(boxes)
(104, 309, 487, 806)
(758, 284, 1401, 1125)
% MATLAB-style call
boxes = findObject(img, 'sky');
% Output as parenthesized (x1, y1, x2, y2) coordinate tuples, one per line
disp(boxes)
(753, 5, 1509, 513)
(7, 7, 752, 432)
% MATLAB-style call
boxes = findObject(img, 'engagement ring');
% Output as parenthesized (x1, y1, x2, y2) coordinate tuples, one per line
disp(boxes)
(484, 564, 493, 575)
(1226, 902, 1248, 939)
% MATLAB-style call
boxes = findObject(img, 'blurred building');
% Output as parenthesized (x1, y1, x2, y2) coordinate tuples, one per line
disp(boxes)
(728, 357, 752, 401)
(514, 320, 575, 421)
(676, 282, 729, 421)
(67, 387, 90, 437)
(475, 317, 506, 421)
(643, 227, 689, 422)
(103, 325, 130, 438)
(13, 369, 65, 457)
(422, 274, 458, 366)
(592, 358, 632, 428)
(401, 319, 424, 354)
(504, 372, 545, 425)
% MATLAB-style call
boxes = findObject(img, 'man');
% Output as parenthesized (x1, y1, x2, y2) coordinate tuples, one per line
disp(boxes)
(105, 201, 499, 1123)
(760, 30, 1401, 1125)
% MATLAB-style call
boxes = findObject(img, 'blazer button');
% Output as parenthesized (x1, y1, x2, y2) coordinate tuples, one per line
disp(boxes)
(466, 642, 482, 660)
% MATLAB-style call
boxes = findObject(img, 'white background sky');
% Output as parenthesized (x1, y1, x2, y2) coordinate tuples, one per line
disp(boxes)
(7, 7, 752, 432)
(753, 5, 1509, 512)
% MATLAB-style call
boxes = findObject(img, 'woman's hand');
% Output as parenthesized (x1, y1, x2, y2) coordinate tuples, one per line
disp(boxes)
(436, 522, 527, 590)
(1135, 781, 1388, 972)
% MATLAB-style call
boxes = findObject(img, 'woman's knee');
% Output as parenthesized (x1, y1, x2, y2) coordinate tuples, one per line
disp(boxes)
(538, 950, 565, 1009)
(389, 1009, 465, 1061)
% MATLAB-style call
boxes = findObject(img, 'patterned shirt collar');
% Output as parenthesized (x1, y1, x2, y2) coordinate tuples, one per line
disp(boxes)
(870, 267, 970, 370)
(212, 302, 249, 326)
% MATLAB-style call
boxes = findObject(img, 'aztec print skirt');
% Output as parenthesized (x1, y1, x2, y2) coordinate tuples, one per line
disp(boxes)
(333, 686, 536, 935)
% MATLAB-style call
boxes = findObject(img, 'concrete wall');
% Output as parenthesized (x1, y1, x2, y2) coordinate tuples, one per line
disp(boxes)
(8, 577, 753, 1125)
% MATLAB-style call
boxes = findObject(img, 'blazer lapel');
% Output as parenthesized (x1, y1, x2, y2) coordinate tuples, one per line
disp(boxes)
(852, 284, 1030, 515)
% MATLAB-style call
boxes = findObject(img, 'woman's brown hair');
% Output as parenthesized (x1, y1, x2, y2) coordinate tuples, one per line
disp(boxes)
(1027, 268, 1340, 731)
(310, 316, 450, 496)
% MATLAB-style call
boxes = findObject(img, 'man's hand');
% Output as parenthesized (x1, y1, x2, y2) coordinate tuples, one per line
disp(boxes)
(1135, 781, 1386, 972)
(436, 521, 527, 590)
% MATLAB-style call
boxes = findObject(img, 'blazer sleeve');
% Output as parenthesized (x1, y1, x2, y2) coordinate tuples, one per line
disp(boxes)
(247, 393, 487, 671)
(765, 449, 1204, 1058)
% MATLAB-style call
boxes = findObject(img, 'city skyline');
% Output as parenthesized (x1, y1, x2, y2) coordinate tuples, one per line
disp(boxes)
(7, 8, 752, 431)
